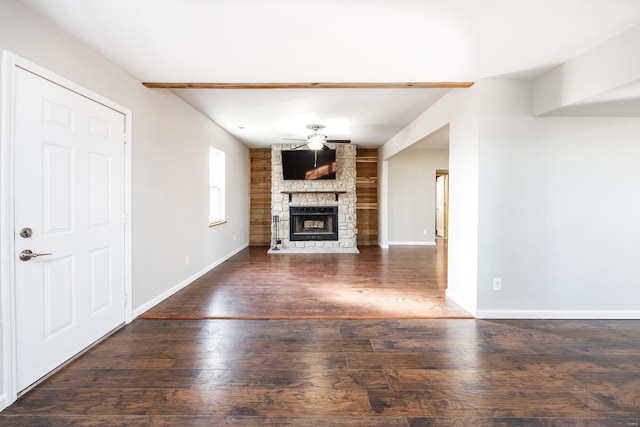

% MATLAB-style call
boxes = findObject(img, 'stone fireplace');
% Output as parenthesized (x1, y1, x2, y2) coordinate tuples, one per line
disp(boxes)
(270, 143, 358, 252)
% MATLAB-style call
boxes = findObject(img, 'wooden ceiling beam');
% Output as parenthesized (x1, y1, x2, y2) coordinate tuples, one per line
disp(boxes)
(142, 82, 474, 89)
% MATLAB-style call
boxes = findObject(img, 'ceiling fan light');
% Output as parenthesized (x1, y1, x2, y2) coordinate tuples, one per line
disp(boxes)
(308, 134, 325, 143)
(307, 140, 323, 150)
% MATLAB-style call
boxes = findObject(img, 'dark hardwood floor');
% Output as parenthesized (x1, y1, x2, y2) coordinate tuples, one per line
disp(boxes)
(2, 245, 640, 426)
(140, 244, 470, 319)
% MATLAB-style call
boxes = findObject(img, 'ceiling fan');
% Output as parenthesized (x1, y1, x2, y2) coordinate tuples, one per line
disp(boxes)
(283, 124, 351, 150)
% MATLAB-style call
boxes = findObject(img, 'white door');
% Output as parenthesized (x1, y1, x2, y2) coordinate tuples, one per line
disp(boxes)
(436, 174, 447, 238)
(13, 67, 126, 391)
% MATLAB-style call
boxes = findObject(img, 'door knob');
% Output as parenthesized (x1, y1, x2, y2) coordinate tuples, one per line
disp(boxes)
(19, 249, 53, 262)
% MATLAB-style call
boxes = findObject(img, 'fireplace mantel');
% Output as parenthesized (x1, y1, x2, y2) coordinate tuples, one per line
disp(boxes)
(281, 190, 347, 202)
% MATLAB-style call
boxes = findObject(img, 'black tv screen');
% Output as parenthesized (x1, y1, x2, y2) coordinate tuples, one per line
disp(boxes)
(281, 149, 337, 180)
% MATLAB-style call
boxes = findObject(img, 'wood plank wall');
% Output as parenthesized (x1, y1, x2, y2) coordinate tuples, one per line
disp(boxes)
(356, 148, 379, 246)
(249, 149, 272, 246)
(248, 147, 379, 246)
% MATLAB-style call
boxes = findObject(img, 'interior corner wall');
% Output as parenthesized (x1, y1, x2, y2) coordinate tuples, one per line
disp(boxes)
(388, 149, 448, 244)
(380, 87, 480, 316)
(0, 0, 249, 405)
(475, 79, 640, 318)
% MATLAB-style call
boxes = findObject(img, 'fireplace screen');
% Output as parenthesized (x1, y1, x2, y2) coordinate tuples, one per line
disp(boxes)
(289, 206, 338, 241)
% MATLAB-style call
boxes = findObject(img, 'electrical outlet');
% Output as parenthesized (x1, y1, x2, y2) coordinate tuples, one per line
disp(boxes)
(185, 255, 190, 265)
(423, 229, 427, 235)
(493, 277, 502, 291)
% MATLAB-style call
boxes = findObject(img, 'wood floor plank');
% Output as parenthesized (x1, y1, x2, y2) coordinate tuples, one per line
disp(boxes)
(347, 352, 521, 371)
(213, 338, 373, 352)
(7, 388, 374, 417)
(368, 389, 611, 417)
(340, 319, 482, 340)
(0, 415, 411, 427)
(38, 368, 202, 389)
(508, 354, 640, 373)
(171, 351, 350, 370)
(65, 355, 176, 370)
(407, 417, 640, 426)
(196, 319, 343, 340)
(191, 368, 390, 391)
(385, 369, 583, 392)
(370, 338, 485, 354)
(83, 338, 222, 358)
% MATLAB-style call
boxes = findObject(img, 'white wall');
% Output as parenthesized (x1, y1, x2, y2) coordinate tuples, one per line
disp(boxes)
(129, 93, 249, 309)
(533, 24, 640, 116)
(0, 0, 249, 406)
(388, 149, 448, 244)
(476, 79, 640, 317)
(445, 89, 480, 316)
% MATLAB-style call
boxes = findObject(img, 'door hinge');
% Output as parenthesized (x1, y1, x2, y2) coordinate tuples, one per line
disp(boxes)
(123, 214, 127, 225)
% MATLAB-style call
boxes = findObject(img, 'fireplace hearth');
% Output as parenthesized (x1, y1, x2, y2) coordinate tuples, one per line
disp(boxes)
(289, 206, 338, 241)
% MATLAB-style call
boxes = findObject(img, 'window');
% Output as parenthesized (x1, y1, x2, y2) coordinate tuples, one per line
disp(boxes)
(209, 146, 225, 225)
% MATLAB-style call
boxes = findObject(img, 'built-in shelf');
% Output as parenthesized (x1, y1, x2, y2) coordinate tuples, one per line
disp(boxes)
(281, 190, 347, 202)
(356, 156, 378, 163)
(355, 148, 378, 246)
(356, 203, 378, 210)
(356, 177, 378, 184)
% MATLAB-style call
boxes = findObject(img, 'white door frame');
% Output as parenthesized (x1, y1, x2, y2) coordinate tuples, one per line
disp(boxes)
(435, 170, 449, 238)
(0, 51, 133, 407)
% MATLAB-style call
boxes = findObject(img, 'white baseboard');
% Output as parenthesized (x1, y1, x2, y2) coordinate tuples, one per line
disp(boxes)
(132, 243, 248, 318)
(476, 309, 640, 319)
(388, 241, 436, 246)
(378, 242, 389, 249)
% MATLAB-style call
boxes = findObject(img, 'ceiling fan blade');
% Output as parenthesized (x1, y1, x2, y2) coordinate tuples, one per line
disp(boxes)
(282, 138, 307, 142)
(321, 144, 330, 150)
(325, 139, 351, 144)
(292, 143, 308, 150)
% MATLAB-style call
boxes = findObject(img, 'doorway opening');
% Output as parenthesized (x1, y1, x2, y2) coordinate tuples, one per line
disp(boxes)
(435, 170, 449, 239)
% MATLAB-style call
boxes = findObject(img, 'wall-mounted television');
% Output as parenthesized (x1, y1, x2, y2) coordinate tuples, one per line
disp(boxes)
(281, 149, 337, 180)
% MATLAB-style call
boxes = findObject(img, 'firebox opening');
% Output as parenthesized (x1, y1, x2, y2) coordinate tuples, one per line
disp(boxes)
(290, 206, 338, 241)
